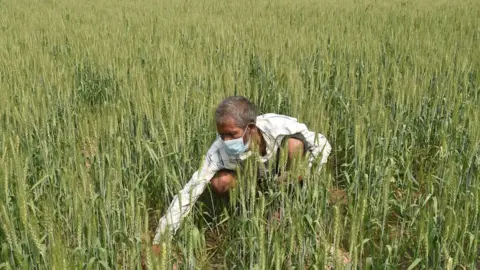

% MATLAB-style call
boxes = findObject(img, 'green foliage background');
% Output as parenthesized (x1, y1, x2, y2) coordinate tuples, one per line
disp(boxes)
(0, 0, 479, 268)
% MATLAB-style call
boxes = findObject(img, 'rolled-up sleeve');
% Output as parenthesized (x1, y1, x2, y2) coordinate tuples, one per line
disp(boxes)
(153, 155, 219, 244)
(301, 129, 332, 171)
(285, 120, 332, 172)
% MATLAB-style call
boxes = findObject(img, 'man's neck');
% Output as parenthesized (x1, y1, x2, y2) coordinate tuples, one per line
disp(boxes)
(253, 129, 267, 156)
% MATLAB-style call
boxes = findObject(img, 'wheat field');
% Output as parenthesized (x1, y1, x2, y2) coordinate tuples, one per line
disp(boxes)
(0, 0, 479, 269)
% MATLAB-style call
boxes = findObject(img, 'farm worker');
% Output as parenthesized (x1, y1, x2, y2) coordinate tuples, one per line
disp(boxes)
(151, 96, 332, 253)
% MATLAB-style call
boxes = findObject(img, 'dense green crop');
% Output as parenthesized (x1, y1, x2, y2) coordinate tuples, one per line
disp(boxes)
(0, 0, 479, 269)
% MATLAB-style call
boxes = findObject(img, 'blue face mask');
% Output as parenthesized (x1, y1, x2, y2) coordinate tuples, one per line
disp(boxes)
(223, 126, 249, 155)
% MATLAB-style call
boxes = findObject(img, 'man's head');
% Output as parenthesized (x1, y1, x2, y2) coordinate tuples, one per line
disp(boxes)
(215, 96, 257, 129)
(215, 96, 258, 154)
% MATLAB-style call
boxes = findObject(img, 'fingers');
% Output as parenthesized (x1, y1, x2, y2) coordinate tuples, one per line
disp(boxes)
(151, 244, 161, 256)
(328, 188, 347, 205)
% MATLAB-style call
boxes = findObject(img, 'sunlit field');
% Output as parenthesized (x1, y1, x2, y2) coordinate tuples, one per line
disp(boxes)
(0, 0, 479, 268)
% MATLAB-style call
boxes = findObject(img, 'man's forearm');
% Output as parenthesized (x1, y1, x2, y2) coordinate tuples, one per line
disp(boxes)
(152, 170, 209, 244)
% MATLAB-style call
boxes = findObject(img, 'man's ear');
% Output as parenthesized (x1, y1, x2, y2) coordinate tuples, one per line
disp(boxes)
(247, 123, 257, 133)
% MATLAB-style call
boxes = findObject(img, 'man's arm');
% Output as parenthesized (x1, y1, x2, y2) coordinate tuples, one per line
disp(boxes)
(303, 130, 332, 172)
(286, 120, 332, 172)
(153, 157, 218, 245)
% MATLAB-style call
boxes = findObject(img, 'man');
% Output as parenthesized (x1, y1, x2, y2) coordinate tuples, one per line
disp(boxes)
(151, 96, 332, 253)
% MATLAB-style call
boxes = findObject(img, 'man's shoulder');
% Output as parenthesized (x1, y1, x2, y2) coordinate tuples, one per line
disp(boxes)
(257, 113, 297, 122)
(256, 113, 299, 131)
(256, 113, 310, 137)
(206, 137, 224, 156)
(204, 137, 234, 168)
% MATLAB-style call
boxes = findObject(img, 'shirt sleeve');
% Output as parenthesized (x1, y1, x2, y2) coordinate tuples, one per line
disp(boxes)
(286, 120, 332, 173)
(152, 154, 219, 244)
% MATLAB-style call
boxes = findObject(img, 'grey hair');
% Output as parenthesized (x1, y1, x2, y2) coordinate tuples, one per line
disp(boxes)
(215, 96, 257, 128)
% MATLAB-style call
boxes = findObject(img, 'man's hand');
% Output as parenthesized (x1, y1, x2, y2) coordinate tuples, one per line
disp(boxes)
(328, 188, 347, 205)
(151, 244, 161, 256)
(143, 244, 178, 270)
(275, 172, 303, 184)
(141, 244, 161, 270)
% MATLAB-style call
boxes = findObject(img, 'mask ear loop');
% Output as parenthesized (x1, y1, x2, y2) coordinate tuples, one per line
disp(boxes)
(243, 122, 256, 147)
(240, 123, 252, 139)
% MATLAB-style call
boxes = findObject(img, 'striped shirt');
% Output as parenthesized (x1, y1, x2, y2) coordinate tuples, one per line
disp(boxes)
(153, 113, 332, 244)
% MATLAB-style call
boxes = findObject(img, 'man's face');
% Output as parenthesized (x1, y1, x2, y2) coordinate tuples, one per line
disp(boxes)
(216, 117, 249, 144)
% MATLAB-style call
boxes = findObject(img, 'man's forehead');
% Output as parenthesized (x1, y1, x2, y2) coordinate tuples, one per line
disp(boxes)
(217, 116, 239, 127)
(217, 120, 240, 131)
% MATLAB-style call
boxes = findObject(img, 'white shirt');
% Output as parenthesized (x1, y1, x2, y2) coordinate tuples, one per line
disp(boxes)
(153, 113, 332, 244)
